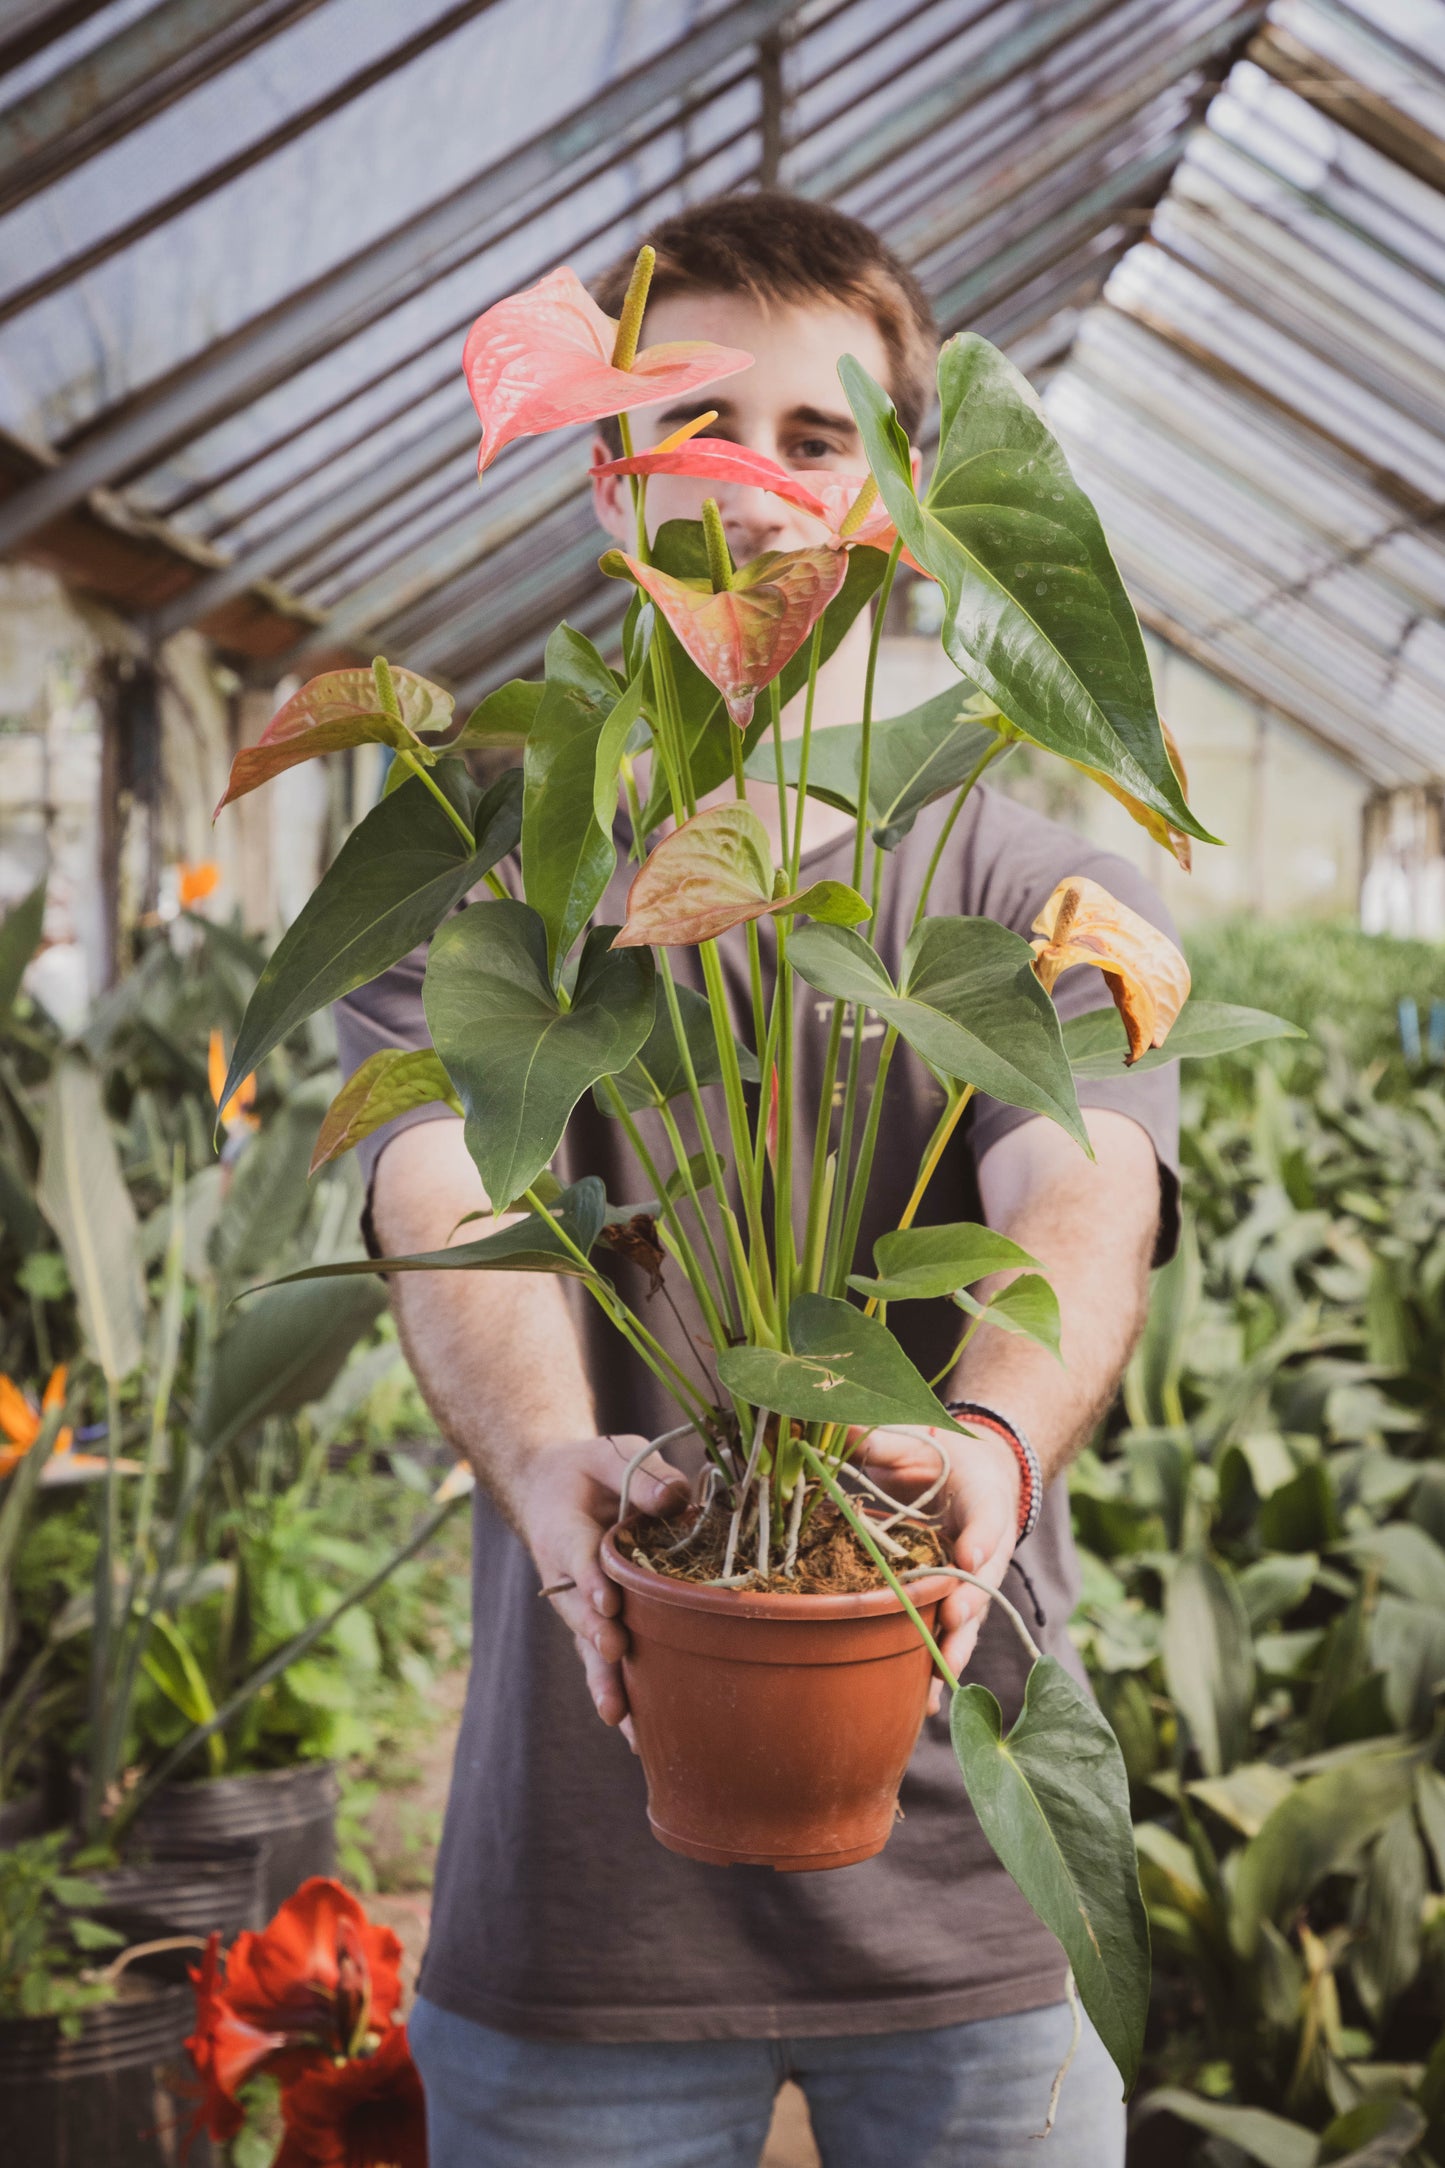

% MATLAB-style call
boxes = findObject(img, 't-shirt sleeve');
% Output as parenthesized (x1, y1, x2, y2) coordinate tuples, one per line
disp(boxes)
(332, 942, 459, 1198)
(957, 787, 1181, 1266)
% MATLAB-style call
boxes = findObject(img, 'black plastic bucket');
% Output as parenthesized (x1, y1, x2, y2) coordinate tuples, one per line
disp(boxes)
(133, 1761, 338, 1919)
(0, 1970, 214, 2167)
(90, 1833, 266, 1941)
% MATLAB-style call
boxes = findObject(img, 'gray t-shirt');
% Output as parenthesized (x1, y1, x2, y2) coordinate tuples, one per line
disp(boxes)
(335, 782, 1179, 2042)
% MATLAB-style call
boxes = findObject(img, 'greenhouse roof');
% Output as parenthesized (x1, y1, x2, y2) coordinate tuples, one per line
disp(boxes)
(0, 0, 1439, 781)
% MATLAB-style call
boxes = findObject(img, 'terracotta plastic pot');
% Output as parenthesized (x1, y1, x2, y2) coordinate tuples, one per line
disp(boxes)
(601, 1528, 952, 1872)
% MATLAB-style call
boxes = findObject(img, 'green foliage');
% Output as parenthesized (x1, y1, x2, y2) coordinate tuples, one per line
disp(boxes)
(0, 1833, 123, 2026)
(1074, 1034, 1445, 2148)
(1187, 919, 1445, 1073)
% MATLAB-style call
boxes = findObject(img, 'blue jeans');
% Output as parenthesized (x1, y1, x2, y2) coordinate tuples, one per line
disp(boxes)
(407, 1994, 1125, 2166)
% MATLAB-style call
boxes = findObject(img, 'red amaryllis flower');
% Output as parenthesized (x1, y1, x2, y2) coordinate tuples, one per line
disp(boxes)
(274, 2026, 427, 2168)
(463, 268, 751, 474)
(185, 1932, 290, 2143)
(592, 440, 923, 565)
(223, 1878, 404, 2053)
(620, 547, 846, 729)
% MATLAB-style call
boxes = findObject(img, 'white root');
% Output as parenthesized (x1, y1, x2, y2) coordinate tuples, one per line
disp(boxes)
(718, 1406, 769, 1583)
(899, 1564, 1042, 1664)
(616, 1422, 706, 1525)
(1031, 1969, 1080, 2139)
(783, 1477, 807, 1575)
(756, 1473, 770, 1580)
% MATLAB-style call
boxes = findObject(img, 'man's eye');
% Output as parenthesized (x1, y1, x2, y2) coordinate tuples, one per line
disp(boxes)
(790, 438, 839, 464)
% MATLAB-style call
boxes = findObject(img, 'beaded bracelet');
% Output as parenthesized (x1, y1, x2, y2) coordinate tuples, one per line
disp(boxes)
(945, 1400, 1043, 1546)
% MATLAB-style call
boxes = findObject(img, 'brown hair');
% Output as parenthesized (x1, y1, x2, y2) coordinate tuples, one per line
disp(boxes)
(592, 190, 937, 452)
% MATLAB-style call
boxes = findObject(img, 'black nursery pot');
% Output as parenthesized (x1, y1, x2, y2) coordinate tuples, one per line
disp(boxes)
(131, 1761, 339, 1919)
(0, 1961, 214, 2168)
(89, 1833, 267, 1942)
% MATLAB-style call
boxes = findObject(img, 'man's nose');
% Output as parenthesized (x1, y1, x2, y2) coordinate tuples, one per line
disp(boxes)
(717, 482, 787, 562)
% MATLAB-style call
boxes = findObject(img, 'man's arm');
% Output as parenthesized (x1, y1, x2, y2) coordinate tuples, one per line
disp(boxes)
(371, 1118, 685, 1726)
(858, 1107, 1160, 1679)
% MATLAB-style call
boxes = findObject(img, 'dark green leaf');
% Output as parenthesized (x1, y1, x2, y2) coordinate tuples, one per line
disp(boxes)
(1320, 2098, 1425, 2165)
(1350, 1807, 1426, 2023)
(0, 879, 45, 1022)
(595, 983, 758, 1115)
(748, 683, 1002, 846)
(593, 669, 648, 834)
(424, 901, 654, 1209)
(1063, 1000, 1304, 1079)
(841, 341, 1214, 843)
(452, 678, 543, 750)
(716, 1294, 965, 1431)
(951, 1657, 1150, 2093)
(202, 1276, 385, 1445)
(1336, 1524, 1445, 1610)
(789, 918, 1087, 1148)
(222, 768, 521, 1107)
(1163, 1550, 1256, 1777)
(522, 625, 621, 977)
(1134, 2090, 1317, 2168)
(1237, 1553, 1318, 1630)
(261, 1177, 611, 1285)
(1231, 1744, 1420, 1954)
(847, 1220, 1037, 1302)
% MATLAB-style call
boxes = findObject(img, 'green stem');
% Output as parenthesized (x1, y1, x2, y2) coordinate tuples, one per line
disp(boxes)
(699, 939, 775, 1333)
(656, 953, 755, 1333)
(86, 1374, 123, 1836)
(850, 540, 900, 894)
(395, 751, 477, 852)
(828, 1025, 900, 1295)
(911, 738, 1008, 930)
(800, 1443, 958, 1692)
(789, 619, 825, 892)
(657, 1100, 734, 1336)
(600, 1080, 732, 1360)
(728, 724, 768, 1059)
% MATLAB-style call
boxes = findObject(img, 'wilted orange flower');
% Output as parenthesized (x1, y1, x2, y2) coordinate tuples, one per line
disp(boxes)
(463, 266, 751, 475)
(209, 1029, 258, 1134)
(176, 860, 221, 908)
(1031, 876, 1190, 1064)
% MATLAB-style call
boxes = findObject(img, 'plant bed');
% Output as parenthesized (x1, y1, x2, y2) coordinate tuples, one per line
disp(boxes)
(131, 1760, 338, 1921)
(605, 1515, 953, 1871)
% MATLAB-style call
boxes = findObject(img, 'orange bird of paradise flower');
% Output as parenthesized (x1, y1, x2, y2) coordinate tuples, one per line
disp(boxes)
(209, 1030, 259, 1136)
(0, 1366, 137, 1484)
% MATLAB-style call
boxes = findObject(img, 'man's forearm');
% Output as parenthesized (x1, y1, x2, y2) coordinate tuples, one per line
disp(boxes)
(371, 1118, 597, 1510)
(956, 1107, 1159, 1484)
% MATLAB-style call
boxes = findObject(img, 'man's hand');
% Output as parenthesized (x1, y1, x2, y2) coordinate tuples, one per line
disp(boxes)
(507, 1435, 689, 1733)
(849, 1422, 1021, 1699)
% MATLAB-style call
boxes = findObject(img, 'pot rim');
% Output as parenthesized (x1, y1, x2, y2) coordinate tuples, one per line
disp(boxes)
(601, 1523, 955, 1622)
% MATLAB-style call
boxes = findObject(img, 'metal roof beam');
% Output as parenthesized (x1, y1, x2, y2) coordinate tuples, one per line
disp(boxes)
(0, 0, 803, 559)
(0, 0, 326, 218)
(0, 0, 509, 329)
(0, 2, 112, 80)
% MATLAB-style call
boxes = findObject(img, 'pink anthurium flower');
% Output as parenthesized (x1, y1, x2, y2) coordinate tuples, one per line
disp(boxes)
(619, 546, 847, 729)
(592, 439, 924, 567)
(463, 269, 752, 474)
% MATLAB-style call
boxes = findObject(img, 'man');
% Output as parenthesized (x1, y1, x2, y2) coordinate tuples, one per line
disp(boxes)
(336, 191, 1178, 2167)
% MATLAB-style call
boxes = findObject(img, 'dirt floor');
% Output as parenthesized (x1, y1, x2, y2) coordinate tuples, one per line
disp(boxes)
(364, 1676, 822, 2168)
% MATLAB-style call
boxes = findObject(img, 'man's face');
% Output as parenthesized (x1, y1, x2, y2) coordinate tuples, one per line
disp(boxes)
(591, 290, 897, 566)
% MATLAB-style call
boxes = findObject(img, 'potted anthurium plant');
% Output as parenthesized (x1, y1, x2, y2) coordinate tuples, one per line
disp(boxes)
(210, 248, 1294, 2096)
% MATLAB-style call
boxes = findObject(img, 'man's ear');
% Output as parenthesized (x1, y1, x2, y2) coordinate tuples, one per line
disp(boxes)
(591, 434, 631, 546)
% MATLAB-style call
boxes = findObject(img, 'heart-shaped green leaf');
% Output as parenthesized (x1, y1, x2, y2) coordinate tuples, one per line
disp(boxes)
(258, 1177, 613, 1285)
(748, 682, 1002, 847)
(217, 663, 453, 810)
(523, 625, 622, 978)
(954, 1271, 1062, 1358)
(841, 342, 1216, 845)
(309, 1048, 461, 1175)
(424, 900, 654, 1209)
(453, 677, 542, 750)
(788, 919, 1087, 1149)
(614, 804, 869, 948)
(716, 1293, 964, 1431)
(220, 767, 522, 1110)
(1063, 999, 1304, 1078)
(951, 1657, 1150, 2094)
(848, 1221, 1037, 1302)
(594, 983, 759, 1115)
